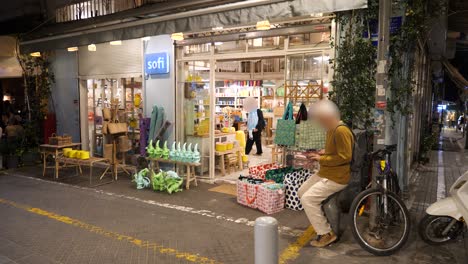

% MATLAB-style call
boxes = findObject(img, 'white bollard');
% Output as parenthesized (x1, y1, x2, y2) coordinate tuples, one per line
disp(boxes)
(255, 216, 278, 264)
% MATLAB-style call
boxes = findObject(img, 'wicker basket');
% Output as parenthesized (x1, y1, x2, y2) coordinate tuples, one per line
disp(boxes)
(49, 134, 72, 145)
(48, 133, 58, 145)
(57, 134, 72, 145)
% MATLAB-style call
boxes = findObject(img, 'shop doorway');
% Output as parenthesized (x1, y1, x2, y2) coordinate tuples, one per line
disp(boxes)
(80, 77, 143, 157)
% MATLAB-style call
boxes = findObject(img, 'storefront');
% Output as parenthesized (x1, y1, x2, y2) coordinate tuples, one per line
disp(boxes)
(175, 20, 334, 180)
(76, 39, 144, 157)
(75, 35, 176, 158)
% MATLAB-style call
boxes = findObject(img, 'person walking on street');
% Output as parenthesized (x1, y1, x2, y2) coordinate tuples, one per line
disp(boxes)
(298, 100, 353, 248)
(244, 97, 265, 156)
(458, 114, 465, 133)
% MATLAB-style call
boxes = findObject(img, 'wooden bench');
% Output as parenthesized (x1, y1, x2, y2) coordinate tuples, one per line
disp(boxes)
(147, 158, 200, 189)
(55, 156, 113, 187)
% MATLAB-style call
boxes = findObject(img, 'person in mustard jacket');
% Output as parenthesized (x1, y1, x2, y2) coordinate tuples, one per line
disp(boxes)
(298, 99, 353, 247)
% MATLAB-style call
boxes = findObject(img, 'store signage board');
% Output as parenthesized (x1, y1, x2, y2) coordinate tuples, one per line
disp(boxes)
(145, 52, 170, 75)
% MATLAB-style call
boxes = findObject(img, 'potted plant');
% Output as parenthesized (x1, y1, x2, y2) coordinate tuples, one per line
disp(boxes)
(0, 138, 22, 169)
(22, 147, 40, 166)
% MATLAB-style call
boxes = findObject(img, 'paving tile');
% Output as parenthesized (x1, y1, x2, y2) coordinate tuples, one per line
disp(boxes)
(15, 254, 56, 264)
(0, 255, 14, 264)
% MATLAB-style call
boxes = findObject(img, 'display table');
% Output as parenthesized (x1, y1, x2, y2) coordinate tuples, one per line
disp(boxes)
(40, 143, 82, 179)
(56, 156, 113, 187)
(215, 147, 243, 176)
(147, 158, 200, 189)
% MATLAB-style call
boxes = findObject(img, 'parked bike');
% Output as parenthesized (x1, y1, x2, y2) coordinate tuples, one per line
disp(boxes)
(349, 144, 411, 256)
(419, 170, 468, 245)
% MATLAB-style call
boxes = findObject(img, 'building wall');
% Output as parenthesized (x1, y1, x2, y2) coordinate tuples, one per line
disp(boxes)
(50, 49, 80, 142)
(143, 35, 175, 143)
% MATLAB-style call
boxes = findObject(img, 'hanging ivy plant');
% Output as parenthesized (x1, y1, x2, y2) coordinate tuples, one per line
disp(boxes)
(331, 3, 378, 129)
(16, 52, 55, 148)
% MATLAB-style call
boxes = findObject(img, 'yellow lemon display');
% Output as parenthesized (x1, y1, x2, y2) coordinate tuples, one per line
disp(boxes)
(63, 148, 72, 157)
(69, 150, 78, 158)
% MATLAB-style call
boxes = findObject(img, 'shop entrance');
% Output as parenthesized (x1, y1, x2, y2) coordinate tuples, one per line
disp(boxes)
(176, 31, 332, 180)
(80, 77, 143, 157)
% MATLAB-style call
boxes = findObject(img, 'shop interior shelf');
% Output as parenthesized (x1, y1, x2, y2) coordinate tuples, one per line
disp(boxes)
(179, 81, 210, 83)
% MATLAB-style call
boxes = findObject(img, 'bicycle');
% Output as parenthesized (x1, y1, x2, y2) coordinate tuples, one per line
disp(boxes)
(349, 144, 410, 256)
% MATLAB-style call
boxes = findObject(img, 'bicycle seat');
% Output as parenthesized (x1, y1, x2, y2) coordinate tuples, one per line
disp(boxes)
(369, 144, 397, 159)
(385, 144, 397, 152)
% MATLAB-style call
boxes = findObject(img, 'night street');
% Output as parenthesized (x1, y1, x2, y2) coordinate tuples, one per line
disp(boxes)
(1, 0, 468, 263)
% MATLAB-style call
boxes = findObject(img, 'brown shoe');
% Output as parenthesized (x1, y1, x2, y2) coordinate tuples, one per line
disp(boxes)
(310, 231, 337, 248)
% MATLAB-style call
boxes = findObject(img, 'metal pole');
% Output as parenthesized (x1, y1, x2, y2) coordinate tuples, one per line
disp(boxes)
(255, 216, 278, 264)
(371, 0, 392, 228)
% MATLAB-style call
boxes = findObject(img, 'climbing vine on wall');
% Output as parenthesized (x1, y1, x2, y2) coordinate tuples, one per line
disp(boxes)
(331, 1, 378, 129)
(387, 0, 446, 118)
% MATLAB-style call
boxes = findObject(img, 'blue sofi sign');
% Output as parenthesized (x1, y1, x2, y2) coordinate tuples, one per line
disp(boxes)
(145, 52, 169, 75)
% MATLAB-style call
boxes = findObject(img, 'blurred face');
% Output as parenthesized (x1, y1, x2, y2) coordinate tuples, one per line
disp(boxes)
(315, 114, 338, 130)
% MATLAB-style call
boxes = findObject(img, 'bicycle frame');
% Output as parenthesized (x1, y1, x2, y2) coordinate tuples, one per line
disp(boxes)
(371, 149, 394, 226)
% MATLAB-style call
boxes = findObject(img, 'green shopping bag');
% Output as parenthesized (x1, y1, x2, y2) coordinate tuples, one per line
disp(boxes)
(265, 166, 297, 183)
(274, 102, 296, 146)
(295, 121, 326, 150)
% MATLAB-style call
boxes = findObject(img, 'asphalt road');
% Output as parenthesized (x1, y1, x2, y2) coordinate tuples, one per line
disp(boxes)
(0, 167, 466, 264)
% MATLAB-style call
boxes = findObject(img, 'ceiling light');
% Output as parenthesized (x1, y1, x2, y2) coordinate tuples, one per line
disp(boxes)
(256, 20, 271, 31)
(171, 32, 184, 41)
(67, 47, 78, 52)
(311, 13, 323, 17)
(88, 44, 96, 51)
(141, 37, 150, 41)
(212, 26, 224, 31)
(30, 52, 41, 57)
(110, 40, 122, 45)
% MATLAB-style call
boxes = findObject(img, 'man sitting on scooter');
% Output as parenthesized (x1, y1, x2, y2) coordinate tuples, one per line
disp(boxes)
(299, 99, 354, 247)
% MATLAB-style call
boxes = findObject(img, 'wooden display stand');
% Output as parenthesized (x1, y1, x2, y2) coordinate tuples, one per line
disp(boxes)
(215, 147, 243, 176)
(284, 83, 323, 105)
(40, 143, 82, 179)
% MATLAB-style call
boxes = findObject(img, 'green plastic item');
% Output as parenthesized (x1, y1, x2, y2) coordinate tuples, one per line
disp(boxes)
(276, 86, 285, 97)
(149, 105, 159, 145)
(132, 168, 151, 189)
(162, 141, 169, 159)
(154, 140, 163, 158)
(151, 170, 183, 194)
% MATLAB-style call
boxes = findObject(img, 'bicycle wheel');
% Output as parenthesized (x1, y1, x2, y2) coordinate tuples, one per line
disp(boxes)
(349, 188, 411, 256)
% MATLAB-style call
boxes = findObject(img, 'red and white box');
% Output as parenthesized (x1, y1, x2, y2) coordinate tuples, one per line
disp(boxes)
(249, 163, 280, 180)
(257, 184, 285, 215)
(237, 180, 260, 209)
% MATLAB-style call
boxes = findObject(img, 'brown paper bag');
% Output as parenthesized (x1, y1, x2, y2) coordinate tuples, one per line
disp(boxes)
(104, 144, 113, 160)
(107, 121, 127, 134)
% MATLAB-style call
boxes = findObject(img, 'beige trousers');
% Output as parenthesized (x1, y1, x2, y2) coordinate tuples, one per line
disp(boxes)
(298, 174, 347, 235)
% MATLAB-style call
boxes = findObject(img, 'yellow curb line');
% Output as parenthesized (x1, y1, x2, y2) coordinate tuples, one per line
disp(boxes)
(279, 226, 316, 264)
(0, 198, 222, 264)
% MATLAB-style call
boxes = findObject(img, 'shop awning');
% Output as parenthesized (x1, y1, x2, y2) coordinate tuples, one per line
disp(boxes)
(442, 59, 468, 96)
(20, 0, 366, 53)
(0, 36, 22, 78)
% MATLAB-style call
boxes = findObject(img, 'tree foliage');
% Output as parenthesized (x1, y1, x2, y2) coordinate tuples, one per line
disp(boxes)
(331, 6, 378, 129)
